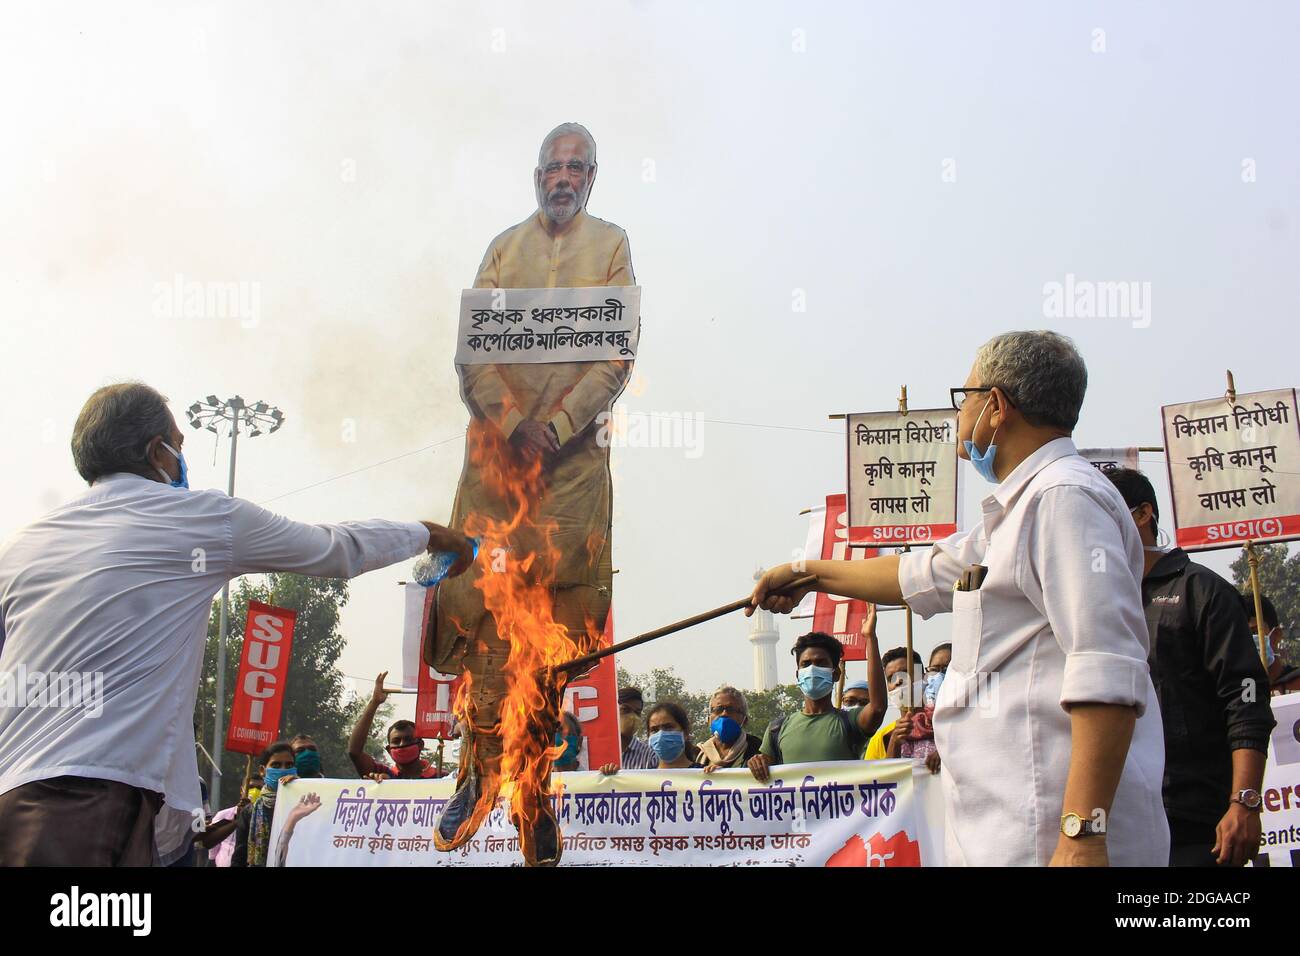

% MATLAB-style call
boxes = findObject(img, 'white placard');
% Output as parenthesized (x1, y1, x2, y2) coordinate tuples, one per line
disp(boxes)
(456, 286, 640, 365)
(1254, 694, 1300, 867)
(1079, 447, 1140, 473)
(1161, 388, 1300, 551)
(846, 410, 959, 546)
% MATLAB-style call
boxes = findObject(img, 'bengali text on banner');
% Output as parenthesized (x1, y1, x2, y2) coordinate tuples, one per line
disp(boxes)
(267, 759, 943, 867)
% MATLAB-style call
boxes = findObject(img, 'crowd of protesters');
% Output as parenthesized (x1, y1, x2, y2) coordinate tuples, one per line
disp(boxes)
(0, 332, 1294, 868)
(190, 527, 1290, 869)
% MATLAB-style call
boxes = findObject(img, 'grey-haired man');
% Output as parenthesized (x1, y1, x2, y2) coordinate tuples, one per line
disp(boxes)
(750, 331, 1168, 866)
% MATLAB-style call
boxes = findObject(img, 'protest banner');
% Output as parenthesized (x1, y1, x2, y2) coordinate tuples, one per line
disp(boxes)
(400, 582, 429, 690)
(415, 663, 462, 742)
(1162, 379, 1300, 669)
(810, 494, 877, 661)
(456, 286, 641, 365)
(224, 601, 297, 756)
(1078, 447, 1141, 473)
(559, 610, 621, 770)
(268, 758, 941, 867)
(1161, 386, 1300, 551)
(792, 502, 825, 620)
(1253, 693, 1300, 867)
(845, 408, 958, 547)
(842, 391, 957, 706)
(399, 583, 463, 741)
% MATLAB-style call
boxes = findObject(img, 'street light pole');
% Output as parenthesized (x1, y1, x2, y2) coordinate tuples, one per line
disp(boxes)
(212, 400, 240, 806)
(187, 395, 284, 805)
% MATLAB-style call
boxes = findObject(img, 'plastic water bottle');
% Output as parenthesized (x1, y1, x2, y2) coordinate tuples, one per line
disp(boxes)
(412, 536, 480, 587)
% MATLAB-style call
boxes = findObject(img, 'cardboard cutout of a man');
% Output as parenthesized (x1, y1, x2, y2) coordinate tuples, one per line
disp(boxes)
(429, 123, 634, 865)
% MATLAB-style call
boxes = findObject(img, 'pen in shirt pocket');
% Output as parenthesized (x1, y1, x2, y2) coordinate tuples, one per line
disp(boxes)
(954, 564, 989, 592)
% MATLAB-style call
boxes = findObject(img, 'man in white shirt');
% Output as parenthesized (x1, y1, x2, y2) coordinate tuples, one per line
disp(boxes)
(0, 382, 474, 866)
(749, 331, 1168, 866)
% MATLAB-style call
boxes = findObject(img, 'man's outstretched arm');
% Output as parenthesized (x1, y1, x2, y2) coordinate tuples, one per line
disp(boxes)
(748, 556, 904, 617)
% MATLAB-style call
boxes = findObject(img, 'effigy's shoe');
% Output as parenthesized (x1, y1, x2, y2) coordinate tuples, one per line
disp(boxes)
(434, 723, 500, 851)
(515, 800, 563, 867)
(434, 775, 483, 851)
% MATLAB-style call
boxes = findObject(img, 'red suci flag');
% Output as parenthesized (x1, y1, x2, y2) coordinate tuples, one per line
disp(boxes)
(225, 601, 297, 756)
(560, 610, 621, 770)
(813, 494, 877, 661)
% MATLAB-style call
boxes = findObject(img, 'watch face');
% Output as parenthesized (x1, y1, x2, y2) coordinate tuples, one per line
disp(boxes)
(1062, 814, 1082, 837)
(1241, 790, 1262, 809)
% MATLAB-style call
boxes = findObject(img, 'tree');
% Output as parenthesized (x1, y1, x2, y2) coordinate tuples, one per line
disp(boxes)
(1230, 542, 1300, 668)
(742, 684, 805, 740)
(194, 573, 393, 806)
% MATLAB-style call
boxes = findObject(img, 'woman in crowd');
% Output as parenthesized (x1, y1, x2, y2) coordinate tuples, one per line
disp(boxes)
(598, 700, 697, 774)
(645, 701, 697, 770)
(231, 740, 296, 867)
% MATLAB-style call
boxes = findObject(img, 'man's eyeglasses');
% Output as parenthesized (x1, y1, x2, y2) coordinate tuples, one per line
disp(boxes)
(950, 385, 1016, 411)
(710, 704, 745, 717)
(542, 160, 590, 177)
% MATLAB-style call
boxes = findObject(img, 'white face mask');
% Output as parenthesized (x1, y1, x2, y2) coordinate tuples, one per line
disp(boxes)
(887, 677, 923, 710)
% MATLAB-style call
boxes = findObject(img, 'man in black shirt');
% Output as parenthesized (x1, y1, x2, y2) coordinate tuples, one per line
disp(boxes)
(1108, 469, 1275, 866)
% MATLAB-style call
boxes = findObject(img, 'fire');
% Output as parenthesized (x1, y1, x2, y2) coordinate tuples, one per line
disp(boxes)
(450, 669, 474, 730)
(451, 419, 586, 857)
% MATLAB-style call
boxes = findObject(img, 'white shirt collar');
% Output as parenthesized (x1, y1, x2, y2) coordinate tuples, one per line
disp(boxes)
(91, 471, 156, 487)
(986, 436, 1078, 514)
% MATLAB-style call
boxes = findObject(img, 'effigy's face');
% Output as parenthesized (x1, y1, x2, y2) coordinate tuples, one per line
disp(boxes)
(534, 134, 593, 224)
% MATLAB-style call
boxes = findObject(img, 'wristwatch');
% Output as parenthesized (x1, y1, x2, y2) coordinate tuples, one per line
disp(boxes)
(1060, 812, 1104, 838)
(1231, 789, 1263, 812)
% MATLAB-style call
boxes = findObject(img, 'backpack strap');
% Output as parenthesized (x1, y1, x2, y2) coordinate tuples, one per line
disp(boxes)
(766, 714, 786, 765)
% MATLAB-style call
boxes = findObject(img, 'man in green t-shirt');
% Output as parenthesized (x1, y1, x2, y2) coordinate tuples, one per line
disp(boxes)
(748, 626, 887, 781)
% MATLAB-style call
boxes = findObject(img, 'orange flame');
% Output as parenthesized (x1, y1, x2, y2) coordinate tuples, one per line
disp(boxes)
(451, 669, 474, 728)
(455, 419, 581, 844)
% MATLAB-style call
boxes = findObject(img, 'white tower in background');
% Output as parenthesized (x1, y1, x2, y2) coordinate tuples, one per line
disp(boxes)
(748, 568, 780, 691)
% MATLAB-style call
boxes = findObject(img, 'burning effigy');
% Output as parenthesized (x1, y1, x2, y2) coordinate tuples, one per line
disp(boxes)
(426, 122, 636, 866)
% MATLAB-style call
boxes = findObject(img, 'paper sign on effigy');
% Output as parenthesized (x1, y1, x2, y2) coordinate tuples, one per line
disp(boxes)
(456, 286, 640, 365)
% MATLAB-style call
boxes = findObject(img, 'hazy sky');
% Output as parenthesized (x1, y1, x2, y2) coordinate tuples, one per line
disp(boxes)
(2, 1, 1297, 724)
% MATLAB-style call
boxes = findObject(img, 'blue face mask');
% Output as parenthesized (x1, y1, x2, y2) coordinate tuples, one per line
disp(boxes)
(156, 441, 189, 489)
(553, 732, 581, 766)
(648, 730, 686, 762)
(797, 664, 836, 700)
(961, 396, 1001, 483)
(263, 766, 294, 791)
(294, 750, 322, 777)
(710, 715, 743, 746)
